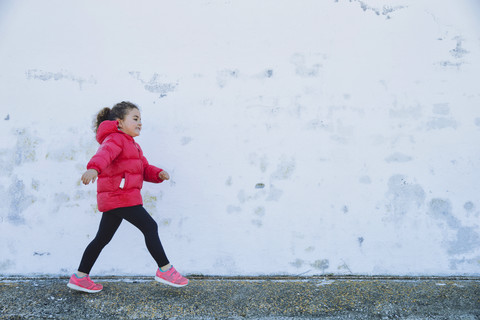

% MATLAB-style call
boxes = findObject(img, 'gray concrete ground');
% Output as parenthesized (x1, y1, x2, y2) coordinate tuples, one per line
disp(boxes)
(1, 276, 479, 319)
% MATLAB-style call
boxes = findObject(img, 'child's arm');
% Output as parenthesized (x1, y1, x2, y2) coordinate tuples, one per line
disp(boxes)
(141, 154, 168, 183)
(82, 136, 123, 183)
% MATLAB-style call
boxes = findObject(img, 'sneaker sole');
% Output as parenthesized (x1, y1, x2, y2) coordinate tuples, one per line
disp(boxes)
(67, 282, 102, 293)
(154, 276, 188, 288)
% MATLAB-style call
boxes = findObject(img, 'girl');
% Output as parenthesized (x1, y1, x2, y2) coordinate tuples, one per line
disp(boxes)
(67, 101, 188, 293)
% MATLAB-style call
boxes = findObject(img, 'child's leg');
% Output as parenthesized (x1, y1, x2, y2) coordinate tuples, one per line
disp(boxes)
(118, 205, 170, 269)
(77, 211, 123, 274)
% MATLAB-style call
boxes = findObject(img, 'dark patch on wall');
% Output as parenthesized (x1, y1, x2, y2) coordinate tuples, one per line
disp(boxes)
(474, 118, 480, 127)
(271, 157, 296, 180)
(144, 82, 177, 97)
(448, 227, 480, 255)
(290, 53, 322, 77)
(25, 69, 96, 89)
(426, 117, 457, 130)
(0, 260, 15, 271)
(385, 152, 412, 163)
(129, 72, 177, 98)
(436, 37, 469, 69)
(217, 69, 239, 88)
(311, 259, 329, 273)
(428, 198, 461, 229)
(8, 177, 34, 225)
(252, 206, 266, 227)
(33, 252, 51, 256)
(337, 0, 406, 19)
(53, 192, 70, 213)
(389, 102, 423, 120)
(14, 129, 40, 165)
(290, 259, 304, 268)
(437, 61, 463, 68)
(428, 199, 480, 259)
(181, 136, 192, 145)
(358, 237, 364, 247)
(449, 256, 480, 270)
(463, 201, 475, 212)
(305, 119, 331, 131)
(254, 206, 266, 217)
(386, 175, 425, 216)
(4, 114, 9, 120)
(450, 37, 469, 59)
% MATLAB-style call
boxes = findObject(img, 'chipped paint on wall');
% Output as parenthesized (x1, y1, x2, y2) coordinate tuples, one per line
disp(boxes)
(25, 69, 96, 89)
(129, 72, 178, 98)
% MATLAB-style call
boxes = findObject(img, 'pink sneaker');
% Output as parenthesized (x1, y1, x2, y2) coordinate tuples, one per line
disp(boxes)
(155, 266, 189, 287)
(67, 274, 103, 293)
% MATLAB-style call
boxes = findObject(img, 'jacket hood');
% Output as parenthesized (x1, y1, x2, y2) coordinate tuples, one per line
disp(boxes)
(96, 120, 123, 143)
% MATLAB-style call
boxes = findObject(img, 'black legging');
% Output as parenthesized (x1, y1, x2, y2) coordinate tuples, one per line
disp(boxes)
(78, 205, 169, 274)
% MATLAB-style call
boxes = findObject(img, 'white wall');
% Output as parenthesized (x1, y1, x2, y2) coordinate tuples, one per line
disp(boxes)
(1, 0, 480, 276)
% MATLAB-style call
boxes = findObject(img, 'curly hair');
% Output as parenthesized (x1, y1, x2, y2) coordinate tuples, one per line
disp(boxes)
(94, 101, 139, 133)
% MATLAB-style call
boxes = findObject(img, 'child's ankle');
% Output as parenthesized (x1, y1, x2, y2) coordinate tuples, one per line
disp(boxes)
(159, 264, 172, 272)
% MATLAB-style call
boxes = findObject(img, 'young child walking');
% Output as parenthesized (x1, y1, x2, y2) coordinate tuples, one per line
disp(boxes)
(68, 101, 188, 293)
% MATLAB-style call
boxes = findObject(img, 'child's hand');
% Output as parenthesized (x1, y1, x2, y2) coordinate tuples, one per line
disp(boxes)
(159, 171, 170, 181)
(81, 169, 98, 185)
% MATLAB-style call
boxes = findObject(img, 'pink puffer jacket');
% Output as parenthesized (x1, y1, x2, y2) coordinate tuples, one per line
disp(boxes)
(87, 120, 164, 212)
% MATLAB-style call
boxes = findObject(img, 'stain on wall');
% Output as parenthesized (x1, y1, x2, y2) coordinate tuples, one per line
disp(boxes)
(386, 175, 426, 217)
(428, 198, 460, 229)
(336, 0, 406, 19)
(311, 259, 330, 273)
(427, 117, 457, 130)
(385, 153, 412, 163)
(463, 201, 475, 213)
(358, 237, 364, 247)
(271, 156, 296, 180)
(217, 69, 239, 88)
(449, 36, 469, 59)
(290, 53, 324, 78)
(428, 198, 480, 269)
(14, 129, 39, 165)
(7, 177, 33, 225)
(25, 69, 96, 88)
(129, 72, 177, 98)
(448, 227, 480, 255)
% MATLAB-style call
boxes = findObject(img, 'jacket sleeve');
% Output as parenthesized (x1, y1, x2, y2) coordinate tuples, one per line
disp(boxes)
(86, 135, 123, 174)
(141, 154, 164, 183)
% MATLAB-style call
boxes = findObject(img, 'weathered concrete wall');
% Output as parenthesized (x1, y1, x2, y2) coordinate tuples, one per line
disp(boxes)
(0, 0, 479, 276)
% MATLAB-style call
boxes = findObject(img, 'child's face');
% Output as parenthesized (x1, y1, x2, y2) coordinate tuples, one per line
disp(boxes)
(118, 108, 142, 137)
